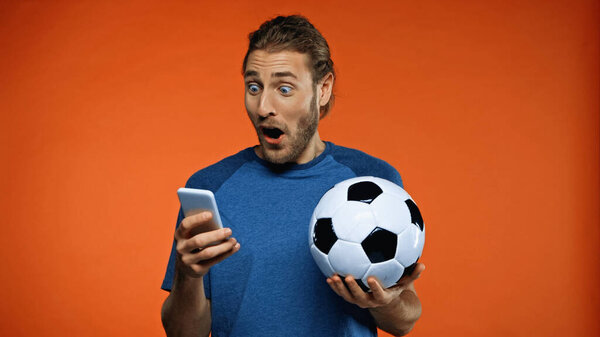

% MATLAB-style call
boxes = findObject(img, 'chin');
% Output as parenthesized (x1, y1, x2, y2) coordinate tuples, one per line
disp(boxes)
(258, 134, 311, 165)
(263, 149, 294, 164)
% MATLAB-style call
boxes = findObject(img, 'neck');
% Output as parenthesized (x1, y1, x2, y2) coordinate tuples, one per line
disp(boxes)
(295, 131, 325, 164)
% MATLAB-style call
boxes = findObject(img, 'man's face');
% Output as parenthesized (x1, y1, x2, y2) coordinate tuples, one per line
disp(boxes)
(244, 50, 320, 164)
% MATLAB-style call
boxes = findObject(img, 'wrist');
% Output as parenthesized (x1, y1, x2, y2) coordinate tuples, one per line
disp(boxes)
(172, 266, 206, 297)
(369, 291, 404, 314)
(369, 290, 421, 336)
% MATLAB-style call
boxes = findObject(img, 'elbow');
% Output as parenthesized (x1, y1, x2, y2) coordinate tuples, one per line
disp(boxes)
(382, 323, 415, 337)
(161, 297, 173, 334)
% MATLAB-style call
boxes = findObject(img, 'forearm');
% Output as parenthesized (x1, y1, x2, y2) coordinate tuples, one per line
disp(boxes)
(161, 269, 211, 337)
(369, 288, 421, 336)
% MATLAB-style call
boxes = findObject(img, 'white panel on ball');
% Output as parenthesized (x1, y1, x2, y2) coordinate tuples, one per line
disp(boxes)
(313, 184, 348, 219)
(328, 240, 371, 279)
(331, 202, 376, 242)
(370, 193, 412, 234)
(395, 226, 422, 267)
(416, 227, 425, 258)
(310, 244, 336, 277)
(374, 177, 411, 200)
(362, 259, 405, 289)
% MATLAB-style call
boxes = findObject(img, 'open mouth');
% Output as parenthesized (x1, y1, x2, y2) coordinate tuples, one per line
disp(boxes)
(261, 127, 285, 143)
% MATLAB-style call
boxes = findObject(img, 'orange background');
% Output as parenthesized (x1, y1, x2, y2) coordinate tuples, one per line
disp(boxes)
(1, 1, 598, 336)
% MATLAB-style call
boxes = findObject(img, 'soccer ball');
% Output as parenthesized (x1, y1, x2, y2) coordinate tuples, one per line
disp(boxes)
(309, 176, 425, 291)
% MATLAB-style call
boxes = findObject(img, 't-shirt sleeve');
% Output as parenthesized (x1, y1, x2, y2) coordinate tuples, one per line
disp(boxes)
(161, 208, 183, 291)
(372, 162, 403, 188)
(160, 149, 250, 296)
(330, 145, 404, 188)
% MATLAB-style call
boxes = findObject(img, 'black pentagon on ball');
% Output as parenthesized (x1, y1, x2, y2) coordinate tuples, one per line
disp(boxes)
(405, 199, 424, 231)
(355, 278, 370, 292)
(361, 227, 397, 263)
(313, 218, 337, 254)
(341, 276, 371, 293)
(347, 181, 383, 204)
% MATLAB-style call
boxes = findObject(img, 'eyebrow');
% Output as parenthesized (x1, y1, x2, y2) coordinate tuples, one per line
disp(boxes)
(244, 70, 259, 78)
(272, 71, 297, 79)
(243, 70, 298, 79)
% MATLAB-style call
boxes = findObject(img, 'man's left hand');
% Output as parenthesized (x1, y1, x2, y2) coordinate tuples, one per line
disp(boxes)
(327, 263, 425, 336)
(326, 263, 425, 309)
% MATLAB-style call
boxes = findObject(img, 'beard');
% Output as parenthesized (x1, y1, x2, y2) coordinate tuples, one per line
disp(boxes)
(253, 91, 320, 165)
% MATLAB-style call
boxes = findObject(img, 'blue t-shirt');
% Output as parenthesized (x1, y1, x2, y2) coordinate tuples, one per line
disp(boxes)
(162, 142, 403, 336)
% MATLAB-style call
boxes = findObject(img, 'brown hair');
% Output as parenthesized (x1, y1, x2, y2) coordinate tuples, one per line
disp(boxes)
(242, 15, 336, 117)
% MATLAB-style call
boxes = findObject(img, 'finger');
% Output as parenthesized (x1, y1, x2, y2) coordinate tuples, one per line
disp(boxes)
(182, 237, 238, 265)
(367, 276, 402, 305)
(344, 276, 369, 302)
(189, 242, 241, 275)
(197, 241, 241, 269)
(178, 228, 232, 254)
(326, 275, 343, 296)
(327, 275, 354, 302)
(399, 263, 426, 286)
(367, 277, 389, 304)
(413, 263, 426, 279)
(176, 212, 213, 239)
(326, 277, 340, 295)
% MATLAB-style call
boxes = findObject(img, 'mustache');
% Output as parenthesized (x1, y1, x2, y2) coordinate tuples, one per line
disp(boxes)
(257, 122, 288, 133)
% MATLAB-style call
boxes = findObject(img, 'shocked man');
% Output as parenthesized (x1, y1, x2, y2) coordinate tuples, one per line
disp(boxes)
(161, 15, 424, 337)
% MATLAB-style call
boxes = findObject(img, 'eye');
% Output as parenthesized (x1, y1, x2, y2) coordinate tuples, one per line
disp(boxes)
(279, 86, 292, 95)
(247, 84, 260, 94)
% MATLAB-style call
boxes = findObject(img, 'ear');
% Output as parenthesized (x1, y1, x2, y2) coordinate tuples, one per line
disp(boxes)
(317, 72, 334, 108)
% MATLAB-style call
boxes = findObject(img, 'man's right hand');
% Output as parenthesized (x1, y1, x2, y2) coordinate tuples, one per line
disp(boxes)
(163, 211, 233, 336)
(174, 211, 240, 278)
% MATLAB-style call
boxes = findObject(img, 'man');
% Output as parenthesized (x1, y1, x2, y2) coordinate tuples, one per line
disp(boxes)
(161, 15, 424, 337)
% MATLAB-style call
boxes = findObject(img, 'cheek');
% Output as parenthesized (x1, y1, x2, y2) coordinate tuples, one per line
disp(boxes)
(245, 96, 256, 117)
(280, 95, 312, 118)
(244, 94, 251, 110)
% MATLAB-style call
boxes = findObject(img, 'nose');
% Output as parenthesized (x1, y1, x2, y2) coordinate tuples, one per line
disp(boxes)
(257, 91, 276, 118)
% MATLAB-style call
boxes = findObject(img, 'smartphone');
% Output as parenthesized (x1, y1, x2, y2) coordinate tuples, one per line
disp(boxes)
(177, 188, 224, 233)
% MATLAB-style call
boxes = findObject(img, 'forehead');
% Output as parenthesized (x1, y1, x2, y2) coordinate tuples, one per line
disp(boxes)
(244, 50, 312, 81)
